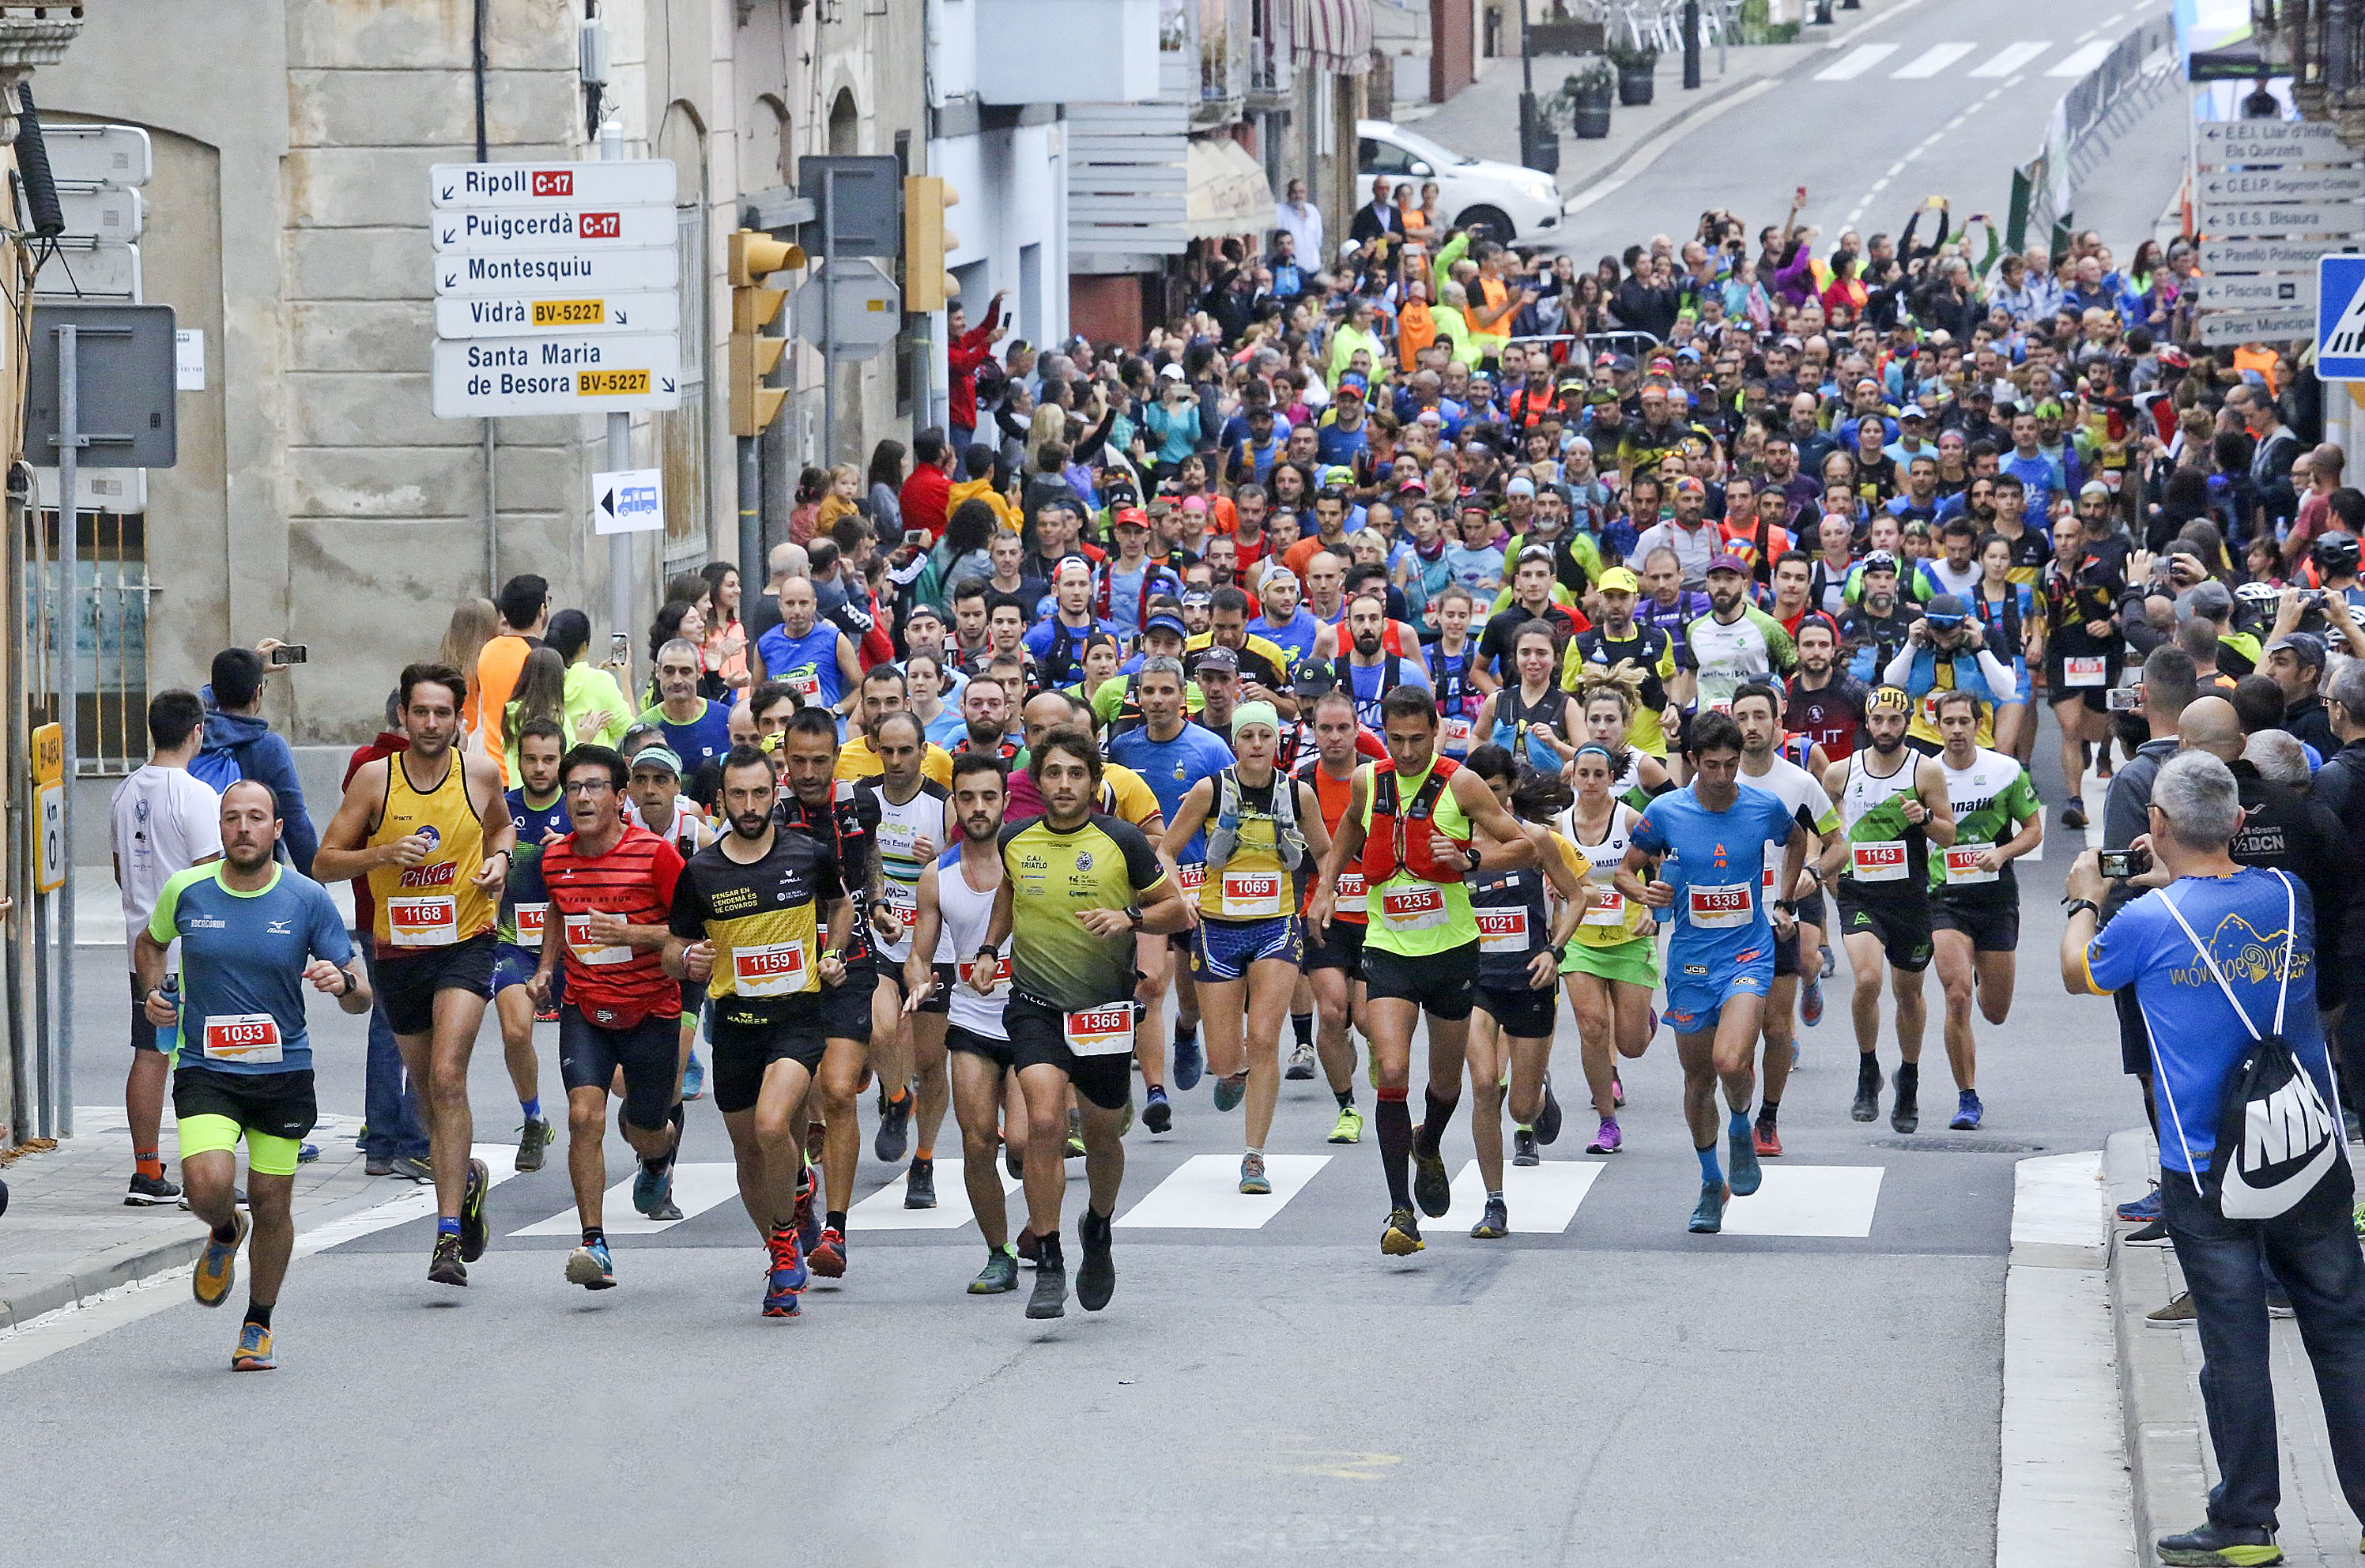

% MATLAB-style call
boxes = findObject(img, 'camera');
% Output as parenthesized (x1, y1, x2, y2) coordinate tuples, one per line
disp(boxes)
(2105, 685, 2141, 711)
(2098, 846, 2151, 881)
(267, 643, 307, 665)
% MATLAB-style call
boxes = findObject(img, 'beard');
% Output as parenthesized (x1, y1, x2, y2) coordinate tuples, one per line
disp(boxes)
(1352, 631, 1382, 658)
(1869, 727, 1904, 755)
(730, 809, 771, 839)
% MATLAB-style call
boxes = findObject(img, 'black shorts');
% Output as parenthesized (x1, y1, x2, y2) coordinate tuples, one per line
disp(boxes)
(372, 933, 497, 1037)
(1774, 923, 1802, 977)
(172, 1065, 317, 1143)
(1005, 995, 1134, 1111)
(1833, 883, 1933, 973)
(1302, 917, 1366, 976)
(2045, 647, 2120, 713)
(710, 1004, 827, 1114)
(887, 960, 955, 1016)
(1474, 980, 1556, 1038)
(558, 1004, 682, 1132)
(1360, 939, 1478, 1021)
(821, 965, 876, 1045)
(129, 971, 158, 1054)
(1792, 886, 1831, 932)
(946, 1023, 1017, 1069)
(1931, 890, 2020, 952)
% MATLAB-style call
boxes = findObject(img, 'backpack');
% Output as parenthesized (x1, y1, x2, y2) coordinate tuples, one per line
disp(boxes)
(189, 746, 242, 795)
(2158, 870, 2351, 1219)
(1205, 766, 1307, 873)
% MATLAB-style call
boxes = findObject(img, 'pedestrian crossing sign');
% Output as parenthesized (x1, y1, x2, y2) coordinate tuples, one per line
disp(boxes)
(2315, 254, 2365, 382)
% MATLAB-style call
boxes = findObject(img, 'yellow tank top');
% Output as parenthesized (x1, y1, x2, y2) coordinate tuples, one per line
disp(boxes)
(1200, 769, 1293, 922)
(368, 750, 495, 951)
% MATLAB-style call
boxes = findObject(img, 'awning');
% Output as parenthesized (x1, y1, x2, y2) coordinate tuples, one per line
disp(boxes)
(1183, 136, 1277, 240)
(1291, 0, 1372, 74)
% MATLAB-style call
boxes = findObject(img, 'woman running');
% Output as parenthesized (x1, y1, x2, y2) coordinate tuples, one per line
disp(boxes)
(1557, 742, 1662, 1154)
(1579, 675, 1674, 807)
(1476, 620, 1582, 775)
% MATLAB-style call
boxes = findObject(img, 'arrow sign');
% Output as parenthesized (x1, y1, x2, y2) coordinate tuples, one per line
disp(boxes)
(2200, 236, 2349, 273)
(431, 160, 677, 209)
(431, 333, 681, 417)
(431, 204, 676, 254)
(434, 246, 677, 298)
(593, 466, 667, 534)
(2317, 255, 2365, 380)
(434, 291, 681, 341)
(2198, 201, 2363, 236)
(2196, 273, 2310, 308)
(2197, 119, 2348, 164)
(2197, 167, 2365, 204)
(2197, 307, 2317, 345)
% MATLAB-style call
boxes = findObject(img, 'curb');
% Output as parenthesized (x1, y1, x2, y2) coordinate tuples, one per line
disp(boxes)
(1, 1229, 205, 1332)
(2103, 1126, 2210, 1563)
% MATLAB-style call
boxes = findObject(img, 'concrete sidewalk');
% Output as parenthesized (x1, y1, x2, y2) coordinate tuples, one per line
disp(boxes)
(2105, 1127, 2365, 1564)
(0, 1105, 388, 1330)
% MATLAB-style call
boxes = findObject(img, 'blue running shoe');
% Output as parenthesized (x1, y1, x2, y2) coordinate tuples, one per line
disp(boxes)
(2117, 1187, 2163, 1224)
(1213, 1071, 1247, 1113)
(632, 1162, 670, 1219)
(1172, 1031, 1204, 1091)
(1141, 1086, 1171, 1134)
(1727, 1123, 1762, 1197)
(296, 1142, 320, 1164)
(1688, 1180, 1729, 1234)
(681, 1050, 706, 1101)
(795, 1168, 821, 1252)
(565, 1238, 617, 1290)
(1950, 1090, 1983, 1131)
(1800, 974, 1824, 1027)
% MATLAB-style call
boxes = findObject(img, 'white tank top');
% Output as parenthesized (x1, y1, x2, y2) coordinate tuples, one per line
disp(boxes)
(929, 843, 1010, 1039)
(864, 778, 949, 963)
(1556, 799, 1650, 940)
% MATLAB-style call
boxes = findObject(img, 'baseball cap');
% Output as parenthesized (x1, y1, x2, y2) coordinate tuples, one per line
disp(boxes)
(1290, 659, 1339, 697)
(903, 601, 944, 626)
(2180, 579, 2235, 620)
(629, 744, 683, 778)
(1922, 593, 1968, 626)
(1597, 566, 1641, 594)
(1113, 507, 1152, 530)
(1587, 386, 1620, 406)
(1897, 406, 1927, 424)
(1193, 643, 1239, 674)
(1336, 374, 1367, 398)
(1157, 363, 1186, 382)
(2269, 631, 2329, 670)
(1143, 611, 1187, 640)
(1706, 552, 1749, 577)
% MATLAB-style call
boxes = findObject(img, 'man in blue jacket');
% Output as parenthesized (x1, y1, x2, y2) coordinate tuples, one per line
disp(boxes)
(198, 646, 317, 876)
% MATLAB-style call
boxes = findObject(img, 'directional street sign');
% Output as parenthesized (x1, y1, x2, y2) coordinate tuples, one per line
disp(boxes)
(430, 160, 677, 209)
(2198, 307, 2317, 345)
(794, 258, 902, 358)
(433, 247, 677, 297)
(56, 185, 141, 242)
(2316, 254, 2365, 381)
(2196, 273, 2309, 308)
(432, 204, 675, 254)
(35, 239, 138, 301)
(2196, 119, 2348, 163)
(434, 291, 679, 339)
(592, 466, 666, 534)
(2197, 202, 2361, 236)
(2196, 167, 2365, 205)
(39, 122, 151, 186)
(431, 334, 681, 417)
(2201, 236, 2348, 272)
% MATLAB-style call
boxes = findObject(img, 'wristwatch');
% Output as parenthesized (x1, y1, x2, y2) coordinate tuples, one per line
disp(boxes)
(976, 944, 1001, 970)
(337, 967, 356, 997)
(2061, 898, 2101, 921)
(1124, 904, 1145, 931)
(1548, 941, 1568, 964)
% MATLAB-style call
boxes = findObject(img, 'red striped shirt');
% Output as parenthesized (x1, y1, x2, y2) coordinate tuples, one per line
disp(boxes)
(541, 824, 685, 1023)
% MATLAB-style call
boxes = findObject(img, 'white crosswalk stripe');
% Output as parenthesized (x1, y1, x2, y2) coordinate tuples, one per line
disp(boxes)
(2046, 39, 2114, 76)
(509, 1161, 742, 1236)
(1814, 43, 1898, 81)
(1439, 1159, 1604, 1232)
(1114, 1152, 1332, 1228)
(848, 1157, 1022, 1231)
(1970, 40, 2052, 77)
(1721, 1165, 1887, 1237)
(1892, 43, 1976, 78)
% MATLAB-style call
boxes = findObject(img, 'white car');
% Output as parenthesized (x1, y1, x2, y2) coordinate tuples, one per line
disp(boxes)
(1356, 119, 1565, 243)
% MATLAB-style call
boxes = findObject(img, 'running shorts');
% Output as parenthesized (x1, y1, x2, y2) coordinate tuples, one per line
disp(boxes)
(372, 933, 496, 1036)
(945, 1023, 1017, 1068)
(820, 963, 877, 1045)
(1302, 917, 1365, 977)
(1931, 889, 2020, 953)
(491, 941, 546, 996)
(1189, 915, 1303, 982)
(710, 1004, 827, 1114)
(886, 960, 956, 1016)
(1774, 922, 1802, 978)
(1833, 881, 1935, 973)
(1662, 943, 1774, 1036)
(1562, 934, 1659, 989)
(2045, 646, 2120, 714)
(1360, 940, 1478, 1021)
(1474, 981, 1556, 1038)
(173, 1065, 316, 1177)
(1005, 995, 1133, 1111)
(558, 1004, 682, 1133)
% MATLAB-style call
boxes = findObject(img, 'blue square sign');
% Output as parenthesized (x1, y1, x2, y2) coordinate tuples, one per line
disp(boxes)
(2318, 254, 2365, 382)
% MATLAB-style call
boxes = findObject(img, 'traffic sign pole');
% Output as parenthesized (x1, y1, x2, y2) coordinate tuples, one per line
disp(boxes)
(53, 326, 77, 1141)
(602, 120, 634, 690)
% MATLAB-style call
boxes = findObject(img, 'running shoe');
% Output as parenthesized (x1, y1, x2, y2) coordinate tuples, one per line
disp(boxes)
(192, 1212, 249, 1308)
(1327, 1104, 1364, 1144)
(969, 1245, 1019, 1295)
(566, 1238, 617, 1290)
(632, 1162, 680, 1221)
(1142, 1087, 1172, 1134)
(905, 1156, 937, 1209)
(681, 1050, 706, 1102)
(810, 1226, 847, 1279)
(231, 1322, 274, 1372)
(2124, 1219, 2171, 1247)
(794, 1169, 821, 1253)
(1410, 1132, 1452, 1218)
(1027, 1255, 1069, 1319)
(534, 1001, 558, 1023)
(1076, 1208, 1115, 1311)
(2153, 1521, 2281, 1566)
(1511, 1128, 1541, 1167)
(1890, 1064, 1919, 1136)
(296, 1143, 320, 1164)
(181, 1185, 248, 1212)
(1172, 1031, 1204, 1091)
(1586, 1118, 1622, 1155)
(1380, 1206, 1424, 1256)
(1851, 1057, 1882, 1122)
(1728, 1121, 1763, 1197)
(1469, 1196, 1509, 1239)
(2118, 1187, 2163, 1223)
(1613, 1072, 1628, 1108)
(2145, 1290, 2197, 1328)
(1213, 1071, 1247, 1113)
(1285, 1040, 1317, 1080)
(1752, 1118, 1783, 1158)
(1239, 1152, 1271, 1195)
(458, 1156, 492, 1262)
(764, 1228, 806, 1315)
(515, 1116, 553, 1173)
(390, 1155, 433, 1183)
(364, 1154, 394, 1177)
(1003, 1140, 1023, 1181)
(125, 1171, 180, 1205)
(1535, 1076, 1563, 1145)
(428, 1232, 468, 1287)
(1820, 944, 1835, 978)
(1688, 1180, 1729, 1234)
(1800, 974, 1824, 1027)
(2061, 803, 2088, 831)
(875, 1090, 912, 1163)
(1950, 1091, 1983, 1131)
(1064, 1109, 1086, 1159)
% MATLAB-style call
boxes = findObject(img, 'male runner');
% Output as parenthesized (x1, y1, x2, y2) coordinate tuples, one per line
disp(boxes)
(1616, 712, 1809, 1234)
(666, 744, 852, 1317)
(315, 662, 514, 1288)
(138, 781, 370, 1369)
(626, 744, 714, 1110)
(1784, 612, 1869, 760)
(1816, 685, 1958, 1134)
(528, 744, 687, 1287)
(1298, 688, 1373, 1144)
(857, 709, 952, 1203)
(490, 718, 568, 1172)
(1687, 553, 1797, 713)
(983, 728, 1190, 1317)
(1926, 688, 2042, 1131)
(1307, 685, 1538, 1257)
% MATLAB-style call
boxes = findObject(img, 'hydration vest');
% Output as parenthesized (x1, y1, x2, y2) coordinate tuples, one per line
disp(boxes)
(1361, 756, 1469, 885)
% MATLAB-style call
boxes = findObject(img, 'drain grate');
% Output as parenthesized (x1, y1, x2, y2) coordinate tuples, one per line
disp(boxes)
(1869, 1136, 2046, 1154)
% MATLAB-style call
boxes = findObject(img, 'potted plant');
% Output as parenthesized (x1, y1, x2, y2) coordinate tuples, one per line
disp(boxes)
(1555, 56, 1615, 140)
(1608, 38, 1658, 105)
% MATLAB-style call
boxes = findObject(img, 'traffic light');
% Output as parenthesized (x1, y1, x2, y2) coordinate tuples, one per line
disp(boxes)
(902, 175, 960, 314)
(728, 228, 803, 437)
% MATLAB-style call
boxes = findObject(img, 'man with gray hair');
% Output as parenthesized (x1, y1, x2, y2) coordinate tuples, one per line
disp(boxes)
(746, 541, 810, 643)
(2243, 729, 2311, 791)
(2062, 748, 2365, 1568)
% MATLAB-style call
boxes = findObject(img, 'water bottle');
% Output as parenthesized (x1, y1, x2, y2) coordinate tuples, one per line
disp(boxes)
(158, 974, 181, 1061)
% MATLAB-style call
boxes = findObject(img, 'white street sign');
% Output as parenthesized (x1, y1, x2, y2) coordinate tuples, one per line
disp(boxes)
(2201, 236, 2349, 272)
(36, 780, 63, 894)
(2197, 202, 2363, 236)
(35, 240, 138, 300)
(431, 334, 681, 417)
(435, 291, 679, 341)
(56, 184, 141, 242)
(794, 259, 903, 350)
(593, 466, 666, 534)
(431, 160, 677, 209)
(175, 328, 203, 390)
(2197, 307, 2316, 345)
(32, 466, 146, 514)
(431, 205, 676, 254)
(2196, 167, 2365, 204)
(39, 123, 151, 187)
(2196, 273, 2310, 308)
(2197, 119, 2348, 164)
(434, 247, 677, 297)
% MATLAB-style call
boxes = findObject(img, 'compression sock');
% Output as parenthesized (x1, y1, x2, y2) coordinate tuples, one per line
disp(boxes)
(826, 1210, 847, 1234)
(1697, 1143, 1722, 1185)
(521, 1096, 541, 1121)
(1514, 1122, 1535, 1135)
(243, 1300, 273, 1330)
(134, 1149, 164, 1180)
(1292, 1012, 1314, 1050)
(1334, 1087, 1356, 1110)
(437, 1216, 462, 1238)
(1416, 1090, 1459, 1155)
(581, 1225, 604, 1248)
(1376, 1089, 1414, 1210)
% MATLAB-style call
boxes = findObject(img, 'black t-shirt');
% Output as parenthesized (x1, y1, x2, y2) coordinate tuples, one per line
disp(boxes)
(668, 831, 846, 1027)
(1478, 601, 1579, 680)
(1574, 624, 1674, 715)
(1786, 673, 1869, 756)
(2046, 537, 2129, 658)
(772, 782, 881, 969)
